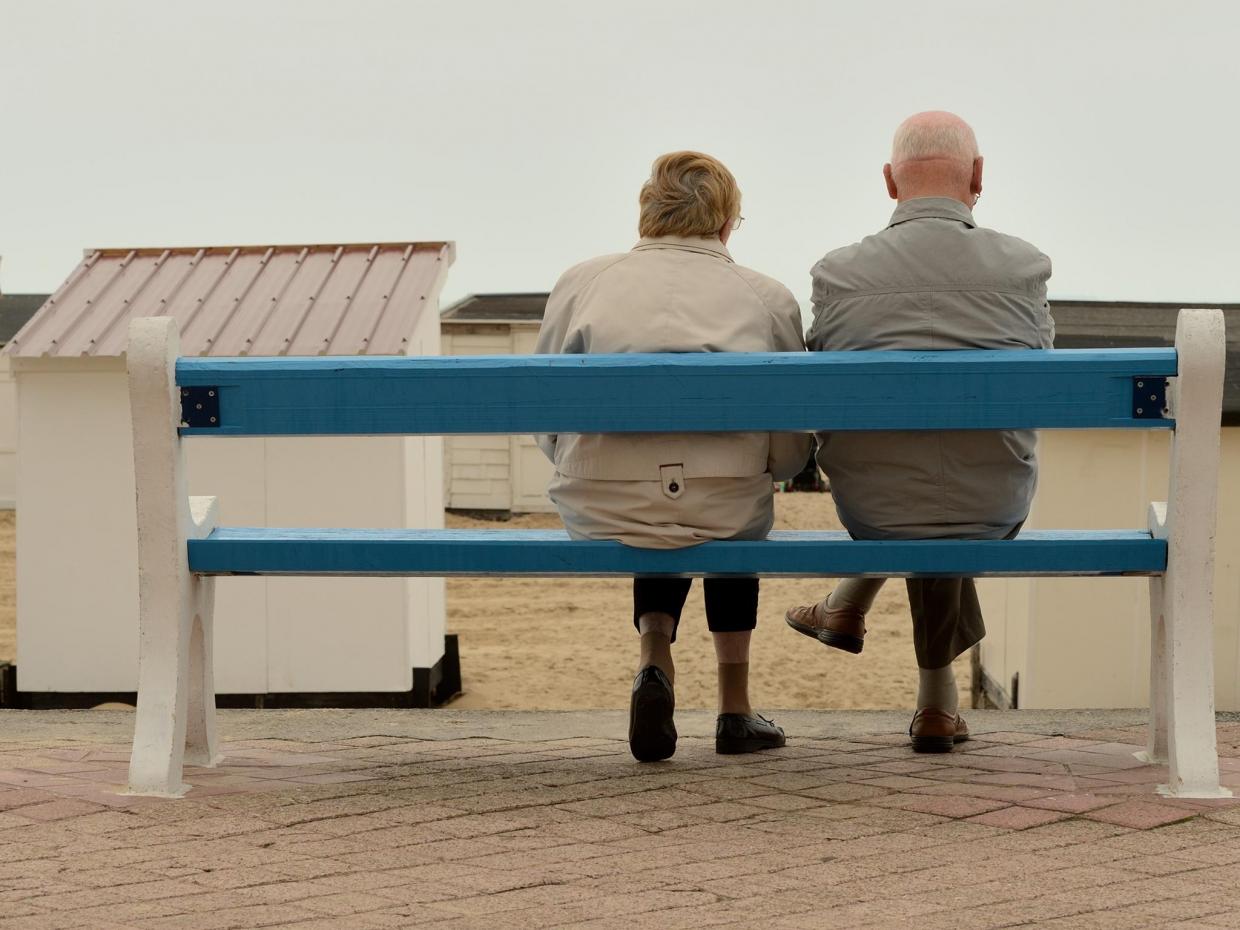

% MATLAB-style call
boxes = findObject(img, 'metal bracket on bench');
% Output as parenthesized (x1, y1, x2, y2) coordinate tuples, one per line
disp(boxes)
(1132, 377, 1169, 420)
(180, 386, 220, 429)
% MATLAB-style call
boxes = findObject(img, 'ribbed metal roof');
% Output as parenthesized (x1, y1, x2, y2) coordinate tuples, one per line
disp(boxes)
(4, 242, 455, 358)
(441, 293, 548, 323)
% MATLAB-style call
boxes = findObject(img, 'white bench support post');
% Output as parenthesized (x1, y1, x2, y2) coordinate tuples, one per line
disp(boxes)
(126, 317, 221, 797)
(1145, 308, 1230, 798)
(1139, 534, 1168, 766)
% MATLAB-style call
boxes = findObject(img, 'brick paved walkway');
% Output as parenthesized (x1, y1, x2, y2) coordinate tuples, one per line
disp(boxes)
(3, 710, 1240, 929)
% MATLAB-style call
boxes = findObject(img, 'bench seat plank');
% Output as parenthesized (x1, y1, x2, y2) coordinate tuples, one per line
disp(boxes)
(188, 528, 1166, 578)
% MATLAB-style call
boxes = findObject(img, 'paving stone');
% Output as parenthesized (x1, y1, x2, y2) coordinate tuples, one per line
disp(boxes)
(968, 771, 1079, 791)
(910, 781, 1057, 803)
(4, 803, 106, 823)
(796, 782, 891, 802)
(866, 792, 1009, 819)
(965, 805, 1072, 830)
(1084, 800, 1203, 830)
(0, 789, 63, 813)
(857, 774, 941, 790)
(1022, 792, 1126, 814)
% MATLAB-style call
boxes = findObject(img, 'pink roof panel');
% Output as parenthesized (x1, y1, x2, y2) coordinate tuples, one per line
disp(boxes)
(4, 242, 454, 358)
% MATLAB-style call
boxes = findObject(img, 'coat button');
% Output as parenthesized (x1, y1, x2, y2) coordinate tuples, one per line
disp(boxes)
(668, 482, 679, 493)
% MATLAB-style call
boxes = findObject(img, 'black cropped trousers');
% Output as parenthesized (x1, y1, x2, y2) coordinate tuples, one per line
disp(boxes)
(632, 577, 759, 643)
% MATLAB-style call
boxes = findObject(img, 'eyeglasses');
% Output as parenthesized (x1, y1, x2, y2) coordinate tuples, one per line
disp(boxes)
(732, 215, 746, 230)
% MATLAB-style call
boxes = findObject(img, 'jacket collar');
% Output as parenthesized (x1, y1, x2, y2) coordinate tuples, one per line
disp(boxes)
(887, 197, 976, 230)
(632, 235, 734, 263)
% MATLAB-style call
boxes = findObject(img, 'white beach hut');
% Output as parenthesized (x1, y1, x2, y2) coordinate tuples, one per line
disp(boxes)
(976, 301, 1240, 711)
(441, 293, 555, 514)
(4, 242, 457, 705)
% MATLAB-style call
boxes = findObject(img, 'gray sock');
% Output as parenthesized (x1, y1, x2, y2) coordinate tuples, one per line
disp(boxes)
(826, 578, 886, 613)
(917, 664, 959, 714)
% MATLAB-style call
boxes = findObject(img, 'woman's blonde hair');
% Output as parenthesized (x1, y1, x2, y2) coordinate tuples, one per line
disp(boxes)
(638, 151, 741, 238)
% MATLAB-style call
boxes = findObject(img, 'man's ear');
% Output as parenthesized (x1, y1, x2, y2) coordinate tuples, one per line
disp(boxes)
(970, 156, 984, 199)
(883, 163, 898, 200)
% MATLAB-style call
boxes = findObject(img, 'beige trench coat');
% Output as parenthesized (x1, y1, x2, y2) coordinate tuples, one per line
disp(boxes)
(536, 235, 810, 549)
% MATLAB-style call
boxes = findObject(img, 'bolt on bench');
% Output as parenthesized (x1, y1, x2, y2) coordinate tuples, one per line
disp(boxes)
(125, 310, 1228, 799)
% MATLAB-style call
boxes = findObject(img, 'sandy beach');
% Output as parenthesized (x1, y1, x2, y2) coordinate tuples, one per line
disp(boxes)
(444, 492, 970, 711)
(0, 496, 970, 710)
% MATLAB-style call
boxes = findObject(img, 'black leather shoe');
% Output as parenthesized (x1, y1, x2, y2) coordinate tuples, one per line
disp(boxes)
(715, 713, 786, 755)
(629, 666, 676, 762)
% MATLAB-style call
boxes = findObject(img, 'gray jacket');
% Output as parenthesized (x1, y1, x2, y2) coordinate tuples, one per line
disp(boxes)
(807, 197, 1055, 540)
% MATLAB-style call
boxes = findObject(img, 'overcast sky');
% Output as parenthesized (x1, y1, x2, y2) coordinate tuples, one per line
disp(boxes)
(2, 0, 1238, 313)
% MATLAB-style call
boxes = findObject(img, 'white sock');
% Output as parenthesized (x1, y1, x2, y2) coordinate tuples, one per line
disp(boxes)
(917, 664, 959, 714)
(826, 578, 886, 613)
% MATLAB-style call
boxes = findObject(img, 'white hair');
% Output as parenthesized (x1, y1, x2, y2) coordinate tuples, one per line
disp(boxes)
(891, 114, 979, 165)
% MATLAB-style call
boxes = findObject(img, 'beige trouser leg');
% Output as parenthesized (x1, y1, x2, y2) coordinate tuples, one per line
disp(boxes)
(828, 578, 886, 612)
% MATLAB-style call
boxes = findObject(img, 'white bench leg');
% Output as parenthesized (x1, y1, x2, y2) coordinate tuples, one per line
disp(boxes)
(126, 317, 221, 797)
(184, 501, 220, 768)
(1137, 555, 1168, 765)
(1151, 309, 1231, 799)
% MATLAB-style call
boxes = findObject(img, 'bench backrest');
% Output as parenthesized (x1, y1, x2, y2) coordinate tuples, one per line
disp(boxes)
(175, 348, 1178, 436)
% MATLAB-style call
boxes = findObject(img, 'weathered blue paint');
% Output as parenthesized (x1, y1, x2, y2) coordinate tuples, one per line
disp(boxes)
(187, 528, 1166, 578)
(175, 349, 1178, 436)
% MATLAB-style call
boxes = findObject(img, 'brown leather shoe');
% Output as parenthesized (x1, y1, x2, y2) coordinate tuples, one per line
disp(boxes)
(784, 599, 866, 654)
(909, 709, 970, 753)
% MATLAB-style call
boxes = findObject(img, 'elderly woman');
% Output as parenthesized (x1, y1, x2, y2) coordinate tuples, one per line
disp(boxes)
(535, 151, 810, 762)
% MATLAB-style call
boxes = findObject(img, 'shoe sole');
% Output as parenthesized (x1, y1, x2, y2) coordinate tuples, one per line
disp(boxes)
(785, 615, 864, 655)
(629, 678, 676, 762)
(910, 732, 970, 754)
(716, 736, 787, 755)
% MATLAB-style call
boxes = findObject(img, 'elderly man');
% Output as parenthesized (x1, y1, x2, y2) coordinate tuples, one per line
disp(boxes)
(786, 111, 1055, 752)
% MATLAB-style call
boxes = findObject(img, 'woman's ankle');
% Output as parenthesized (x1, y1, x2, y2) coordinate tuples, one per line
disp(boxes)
(638, 631, 674, 684)
(717, 661, 752, 716)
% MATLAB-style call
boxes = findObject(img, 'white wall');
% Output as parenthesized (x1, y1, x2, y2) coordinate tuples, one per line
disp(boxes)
(14, 355, 446, 694)
(16, 359, 140, 691)
(404, 308, 447, 674)
(978, 428, 1240, 710)
(0, 356, 16, 509)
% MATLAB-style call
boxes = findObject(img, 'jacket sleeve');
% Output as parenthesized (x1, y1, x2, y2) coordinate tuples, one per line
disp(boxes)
(1036, 298, 1056, 349)
(1028, 249, 1055, 349)
(533, 275, 576, 462)
(766, 287, 813, 480)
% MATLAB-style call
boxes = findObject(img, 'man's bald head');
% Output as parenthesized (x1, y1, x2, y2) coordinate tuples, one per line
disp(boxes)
(883, 111, 984, 208)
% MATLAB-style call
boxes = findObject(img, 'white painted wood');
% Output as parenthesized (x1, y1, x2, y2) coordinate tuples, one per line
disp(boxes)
(184, 496, 220, 768)
(183, 438, 269, 693)
(263, 437, 415, 691)
(14, 357, 140, 691)
(0, 356, 17, 509)
(1136, 501, 1169, 765)
(1156, 309, 1230, 798)
(125, 317, 220, 796)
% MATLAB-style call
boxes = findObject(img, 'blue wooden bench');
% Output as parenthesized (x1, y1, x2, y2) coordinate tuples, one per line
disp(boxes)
(124, 310, 1229, 800)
